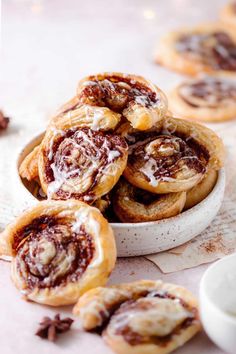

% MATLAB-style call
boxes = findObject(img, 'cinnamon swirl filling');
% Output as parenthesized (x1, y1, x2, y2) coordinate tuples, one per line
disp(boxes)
(14, 216, 94, 290)
(78, 74, 160, 112)
(176, 31, 236, 71)
(128, 134, 207, 187)
(44, 127, 128, 202)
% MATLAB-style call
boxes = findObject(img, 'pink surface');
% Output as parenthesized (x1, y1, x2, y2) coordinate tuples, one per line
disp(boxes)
(0, 258, 220, 354)
(0, 0, 228, 353)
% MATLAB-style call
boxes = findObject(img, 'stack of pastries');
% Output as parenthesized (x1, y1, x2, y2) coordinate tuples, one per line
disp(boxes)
(19, 72, 224, 223)
(0, 72, 224, 353)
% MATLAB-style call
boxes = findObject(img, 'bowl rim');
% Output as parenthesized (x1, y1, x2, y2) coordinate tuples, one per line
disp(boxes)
(200, 252, 236, 325)
(16, 131, 225, 228)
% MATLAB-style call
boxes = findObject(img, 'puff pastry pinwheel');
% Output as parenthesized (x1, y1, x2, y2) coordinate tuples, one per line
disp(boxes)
(73, 280, 201, 354)
(169, 77, 236, 122)
(118, 118, 224, 194)
(156, 23, 236, 76)
(0, 200, 116, 306)
(112, 178, 186, 222)
(76, 72, 168, 130)
(38, 105, 128, 203)
(221, 2, 236, 29)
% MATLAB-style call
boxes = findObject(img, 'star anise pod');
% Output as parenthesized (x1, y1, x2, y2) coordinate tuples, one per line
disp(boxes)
(0, 110, 10, 130)
(35, 314, 74, 342)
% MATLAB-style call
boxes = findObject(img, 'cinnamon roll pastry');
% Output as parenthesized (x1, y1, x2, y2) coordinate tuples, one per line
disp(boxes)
(221, 2, 236, 29)
(156, 23, 236, 76)
(38, 107, 128, 203)
(0, 201, 116, 306)
(184, 169, 217, 210)
(169, 77, 236, 122)
(19, 145, 40, 181)
(73, 280, 201, 354)
(76, 72, 167, 130)
(119, 117, 224, 194)
(112, 178, 186, 222)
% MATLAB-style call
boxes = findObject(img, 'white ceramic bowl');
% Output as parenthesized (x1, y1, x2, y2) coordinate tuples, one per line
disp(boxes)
(17, 132, 225, 257)
(200, 253, 236, 354)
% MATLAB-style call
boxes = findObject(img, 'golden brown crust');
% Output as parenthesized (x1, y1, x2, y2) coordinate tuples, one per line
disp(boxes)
(156, 23, 236, 77)
(19, 146, 40, 181)
(112, 179, 186, 222)
(38, 108, 128, 203)
(76, 72, 168, 130)
(168, 77, 236, 123)
(184, 169, 217, 210)
(0, 200, 116, 306)
(73, 280, 201, 354)
(120, 116, 224, 194)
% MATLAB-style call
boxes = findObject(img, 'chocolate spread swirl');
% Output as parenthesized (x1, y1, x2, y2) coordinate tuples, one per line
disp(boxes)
(78, 74, 160, 112)
(176, 31, 236, 71)
(179, 78, 236, 108)
(45, 127, 128, 201)
(128, 134, 207, 184)
(14, 216, 94, 289)
(106, 290, 196, 346)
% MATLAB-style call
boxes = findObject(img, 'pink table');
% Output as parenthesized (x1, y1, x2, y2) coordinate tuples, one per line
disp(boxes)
(0, 0, 227, 353)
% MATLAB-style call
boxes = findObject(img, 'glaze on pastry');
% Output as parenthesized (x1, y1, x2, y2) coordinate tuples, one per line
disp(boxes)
(73, 280, 201, 354)
(156, 23, 236, 76)
(221, 2, 236, 29)
(76, 72, 167, 130)
(118, 118, 224, 194)
(0, 201, 116, 306)
(112, 178, 186, 222)
(38, 106, 128, 203)
(184, 169, 217, 210)
(169, 77, 236, 122)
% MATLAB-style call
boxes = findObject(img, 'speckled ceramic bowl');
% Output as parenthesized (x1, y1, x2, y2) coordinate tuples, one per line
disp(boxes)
(17, 132, 225, 257)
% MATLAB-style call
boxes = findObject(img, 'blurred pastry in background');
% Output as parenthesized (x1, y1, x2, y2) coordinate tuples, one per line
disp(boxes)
(156, 23, 236, 76)
(221, 2, 236, 29)
(168, 77, 236, 122)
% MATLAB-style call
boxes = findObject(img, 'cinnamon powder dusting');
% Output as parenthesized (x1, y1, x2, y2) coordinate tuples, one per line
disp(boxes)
(199, 234, 228, 254)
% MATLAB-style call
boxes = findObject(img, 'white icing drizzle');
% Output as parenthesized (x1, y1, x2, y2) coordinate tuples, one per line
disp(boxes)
(72, 206, 103, 268)
(47, 129, 124, 200)
(48, 128, 65, 161)
(140, 158, 159, 187)
(110, 297, 192, 337)
(138, 136, 200, 186)
(108, 150, 120, 162)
